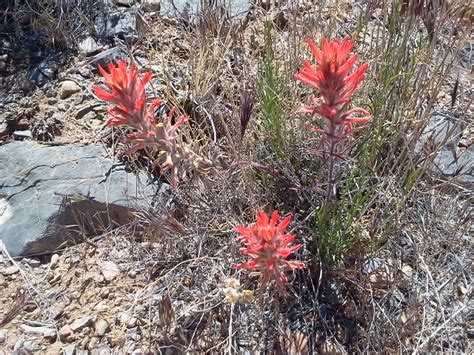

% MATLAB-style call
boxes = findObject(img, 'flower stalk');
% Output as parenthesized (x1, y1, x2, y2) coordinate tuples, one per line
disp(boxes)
(295, 37, 371, 201)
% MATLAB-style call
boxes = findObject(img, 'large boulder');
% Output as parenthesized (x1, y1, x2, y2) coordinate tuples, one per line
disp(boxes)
(0, 141, 165, 257)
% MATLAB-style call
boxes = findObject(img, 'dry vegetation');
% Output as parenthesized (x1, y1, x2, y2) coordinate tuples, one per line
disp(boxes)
(0, 0, 473, 353)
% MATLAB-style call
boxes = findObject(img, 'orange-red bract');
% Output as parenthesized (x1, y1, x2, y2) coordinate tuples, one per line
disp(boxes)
(233, 211, 305, 292)
(295, 37, 371, 142)
(93, 59, 191, 187)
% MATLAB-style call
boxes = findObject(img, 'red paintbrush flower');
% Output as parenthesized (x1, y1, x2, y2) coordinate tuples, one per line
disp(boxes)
(296, 37, 371, 201)
(233, 211, 305, 292)
(94, 60, 158, 133)
(93, 60, 199, 187)
(295, 36, 371, 142)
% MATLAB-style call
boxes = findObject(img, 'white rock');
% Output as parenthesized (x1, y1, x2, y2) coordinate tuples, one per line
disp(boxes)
(23, 258, 41, 267)
(50, 253, 60, 266)
(63, 344, 76, 355)
(93, 300, 109, 312)
(0, 329, 6, 343)
(21, 325, 55, 336)
(98, 260, 119, 281)
(117, 312, 137, 327)
(78, 37, 99, 56)
(59, 81, 81, 99)
(94, 319, 109, 336)
(114, 0, 134, 6)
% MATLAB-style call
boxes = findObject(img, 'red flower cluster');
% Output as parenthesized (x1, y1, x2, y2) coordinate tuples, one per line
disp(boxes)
(234, 211, 305, 291)
(295, 37, 371, 142)
(94, 60, 191, 187)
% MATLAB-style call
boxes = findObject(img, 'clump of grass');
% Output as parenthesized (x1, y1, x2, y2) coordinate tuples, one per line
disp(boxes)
(4, 0, 97, 49)
(290, 0, 469, 264)
(259, 22, 286, 161)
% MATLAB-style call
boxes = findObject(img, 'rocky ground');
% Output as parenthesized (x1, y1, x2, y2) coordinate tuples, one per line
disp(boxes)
(0, 0, 472, 353)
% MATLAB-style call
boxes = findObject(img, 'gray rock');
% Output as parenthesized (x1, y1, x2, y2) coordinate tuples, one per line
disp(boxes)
(417, 112, 473, 186)
(19, 325, 56, 341)
(90, 46, 129, 68)
(23, 257, 41, 267)
(79, 37, 100, 56)
(95, 10, 144, 42)
(22, 340, 42, 352)
(142, 0, 160, 12)
(0, 123, 8, 137)
(48, 305, 64, 320)
(1, 265, 19, 275)
(27, 59, 57, 87)
(117, 312, 138, 327)
(0, 329, 6, 344)
(90, 345, 112, 355)
(59, 81, 81, 99)
(0, 141, 164, 257)
(458, 40, 473, 70)
(161, 0, 250, 18)
(432, 144, 473, 185)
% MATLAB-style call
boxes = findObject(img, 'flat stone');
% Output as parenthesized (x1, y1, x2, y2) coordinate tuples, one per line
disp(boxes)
(431, 145, 473, 185)
(0, 141, 164, 257)
(1, 265, 19, 275)
(70, 316, 93, 331)
(59, 81, 81, 99)
(23, 258, 41, 267)
(114, 0, 134, 6)
(12, 129, 32, 139)
(75, 105, 100, 120)
(21, 325, 55, 336)
(90, 46, 129, 69)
